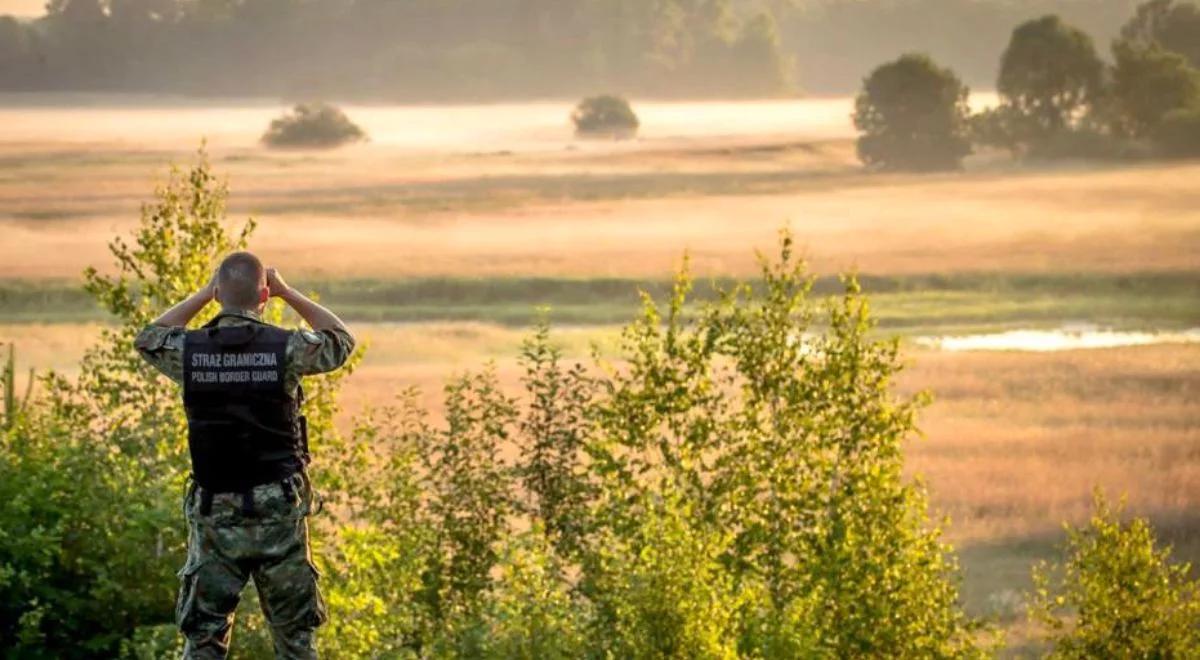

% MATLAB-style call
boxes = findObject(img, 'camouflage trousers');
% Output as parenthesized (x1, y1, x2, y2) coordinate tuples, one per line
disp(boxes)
(177, 472, 327, 659)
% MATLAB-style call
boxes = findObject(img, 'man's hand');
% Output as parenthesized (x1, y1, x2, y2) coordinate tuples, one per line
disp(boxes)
(269, 269, 349, 333)
(151, 269, 219, 327)
(202, 269, 218, 301)
(266, 268, 292, 299)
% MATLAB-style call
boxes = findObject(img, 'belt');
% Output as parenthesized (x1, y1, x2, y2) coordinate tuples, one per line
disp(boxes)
(189, 471, 309, 517)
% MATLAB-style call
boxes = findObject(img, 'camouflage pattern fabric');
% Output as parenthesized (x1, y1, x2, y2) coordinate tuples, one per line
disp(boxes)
(135, 308, 356, 393)
(177, 473, 326, 659)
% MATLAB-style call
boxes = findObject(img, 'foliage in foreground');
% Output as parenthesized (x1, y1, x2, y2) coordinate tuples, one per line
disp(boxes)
(1030, 492, 1200, 658)
(262, 103, 368, 149)
(313, 227, 991, 657)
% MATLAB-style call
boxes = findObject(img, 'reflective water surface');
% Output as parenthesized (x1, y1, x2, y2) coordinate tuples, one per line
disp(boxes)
(915, 326, 1200, 352)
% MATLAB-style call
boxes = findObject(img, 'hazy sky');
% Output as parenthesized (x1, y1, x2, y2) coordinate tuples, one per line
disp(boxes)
(0, 0, 43, 17)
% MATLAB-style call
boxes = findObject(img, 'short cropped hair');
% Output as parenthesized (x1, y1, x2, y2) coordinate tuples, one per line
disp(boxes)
(216, 251, 265, 310)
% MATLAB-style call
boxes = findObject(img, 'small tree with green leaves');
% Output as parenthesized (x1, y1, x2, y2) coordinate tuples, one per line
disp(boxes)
(1031, 491, 1200, 657)
(515, 319, 596, 560)
(584, 491, 745, 660)
(580, 233, 988, 656)
(471, 524, 591, 660)
(421, 368, 519, 630)
(854, 53, 972, 171)
(315, 397, 436, 658)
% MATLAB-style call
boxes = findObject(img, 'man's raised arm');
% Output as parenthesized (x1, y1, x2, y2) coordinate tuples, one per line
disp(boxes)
(151, 274, 216, 327)
(267, 268, 350, 334)
(134, 275, 216, 384)
(266, 268, 355, 377)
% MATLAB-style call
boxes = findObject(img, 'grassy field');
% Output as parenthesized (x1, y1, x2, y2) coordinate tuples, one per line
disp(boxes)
(1, 138, 1197, 279)
(2, 102, 1198, 655)
(3, 272, 1197, 331)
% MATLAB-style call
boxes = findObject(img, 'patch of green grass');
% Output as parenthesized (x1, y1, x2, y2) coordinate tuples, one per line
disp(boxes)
(246, 170, 850, 217)
(0, 281, 102, 322)
(0, 149, 174, 172)
(1, 272, 1196, 332)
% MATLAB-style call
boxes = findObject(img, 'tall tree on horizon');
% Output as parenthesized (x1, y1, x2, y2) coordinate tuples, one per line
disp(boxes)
(998, 14, 1104, 135)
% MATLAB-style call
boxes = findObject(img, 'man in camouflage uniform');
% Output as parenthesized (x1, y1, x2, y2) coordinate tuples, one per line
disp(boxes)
(135, 252, 355, 659)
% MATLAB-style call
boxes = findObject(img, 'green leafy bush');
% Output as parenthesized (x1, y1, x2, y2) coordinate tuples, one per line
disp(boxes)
(515, 321, 595, 559)
(262, 103, 367, 149)
(572, 95, 639, 140)
(969, 106, 1144, 160)
(472, 525, 591, 660)
(584, 493, 744, 660)
(1030, 491, 1200, 657)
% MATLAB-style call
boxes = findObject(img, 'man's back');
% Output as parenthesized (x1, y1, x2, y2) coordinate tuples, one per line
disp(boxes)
(135, 254, 354, 660)
(136, 310, 354, 394)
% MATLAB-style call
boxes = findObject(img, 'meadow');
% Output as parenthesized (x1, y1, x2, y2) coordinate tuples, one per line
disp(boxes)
(1, 96, 1197, 654)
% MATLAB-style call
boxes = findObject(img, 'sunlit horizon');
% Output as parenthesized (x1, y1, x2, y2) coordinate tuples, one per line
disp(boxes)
(0, 0, 43, 18)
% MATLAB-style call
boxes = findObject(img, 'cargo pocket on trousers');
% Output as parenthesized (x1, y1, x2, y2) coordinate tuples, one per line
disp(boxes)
(175, 560, 203, 631)
(306, 559, 329, 627)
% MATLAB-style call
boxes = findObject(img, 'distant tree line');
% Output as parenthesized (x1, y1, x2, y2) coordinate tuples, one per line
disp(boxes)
(775, 0, 1145, 94)
(855, 0, 1200, 170)
(0, 0, 792, 100)
(0, 0, 1175, 100)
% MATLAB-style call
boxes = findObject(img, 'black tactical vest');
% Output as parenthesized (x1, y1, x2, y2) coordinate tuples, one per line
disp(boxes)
(183, 314, 307, 493)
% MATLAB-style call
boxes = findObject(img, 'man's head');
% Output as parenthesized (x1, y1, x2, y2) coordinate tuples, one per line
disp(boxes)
(215, 251, 268, 312)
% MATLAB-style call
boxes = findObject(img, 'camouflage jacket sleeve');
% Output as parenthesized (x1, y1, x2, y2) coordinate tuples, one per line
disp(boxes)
(286, 327, 356, 381)
(134, 324, 186, 385)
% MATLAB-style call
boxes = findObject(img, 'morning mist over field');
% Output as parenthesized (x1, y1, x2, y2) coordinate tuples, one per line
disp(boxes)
(0, 0, 1198, 658)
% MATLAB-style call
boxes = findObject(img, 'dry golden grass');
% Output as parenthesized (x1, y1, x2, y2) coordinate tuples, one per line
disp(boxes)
(900, 344, 1200, 543)
(1, 138, 1197, 279)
